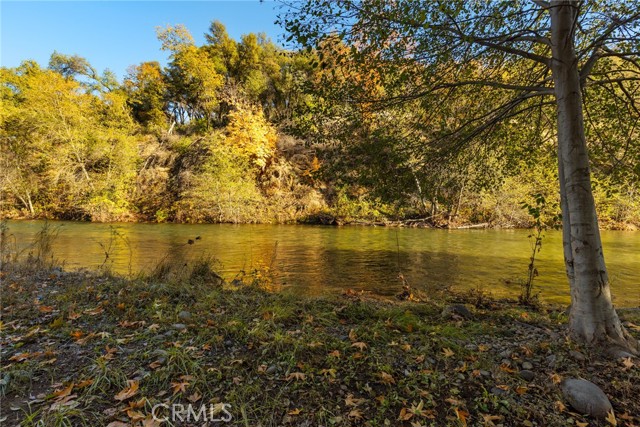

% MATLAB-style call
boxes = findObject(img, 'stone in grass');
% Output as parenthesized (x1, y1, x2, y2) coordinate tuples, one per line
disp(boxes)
(178, 310, 192, 321)
(561, 378, 613, 419)
(519, 370, 535, 382)
(172, 323, 187, 331)
(441, 304, 475, 320)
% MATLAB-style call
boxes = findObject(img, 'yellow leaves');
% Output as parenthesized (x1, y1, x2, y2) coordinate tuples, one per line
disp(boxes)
(114, 380, 139, 401)
(286, 372, 307, 381)
(621, 357, 635, 371)
(351, 341, 368, 351)
(84, 306, 104, 316)
(187, 391, 202, 403)
(550, 373, 562, 384)
(171, 380, 190, 395)
(345, 394, 366, 407)
(515, 385, 528, 395)
(348, 408, 364, 420)
(348, 328, 358, 341)
(224, 106, 277, 169)
(477, 344, 490, 352)
(606, 410, 618, 426)
(378, 372, 396, 385)
(554, 400, 566, 412)
(288, 408, 302, 415)
(319, 368, 336, 378)
(328, 350, 341, 358)
(499, 363, 517, 374)
(442, 347, 455, 358)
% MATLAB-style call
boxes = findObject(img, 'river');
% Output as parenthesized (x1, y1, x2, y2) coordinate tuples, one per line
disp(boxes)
(2, 220, 638, 307)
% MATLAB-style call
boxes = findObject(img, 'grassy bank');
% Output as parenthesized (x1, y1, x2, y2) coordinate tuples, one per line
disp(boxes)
(1, 259, 639, 427)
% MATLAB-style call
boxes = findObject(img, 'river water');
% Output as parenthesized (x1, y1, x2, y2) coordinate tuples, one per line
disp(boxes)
(3, 220, 639, 307)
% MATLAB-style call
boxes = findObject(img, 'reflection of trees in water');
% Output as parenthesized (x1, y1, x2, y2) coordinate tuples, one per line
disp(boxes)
(288, 249, 464, 297)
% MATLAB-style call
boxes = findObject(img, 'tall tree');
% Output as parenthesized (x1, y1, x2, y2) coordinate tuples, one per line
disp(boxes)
(282, 0, 640, 353)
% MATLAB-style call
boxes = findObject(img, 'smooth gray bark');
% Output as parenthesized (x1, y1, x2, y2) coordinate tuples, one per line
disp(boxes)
(550, 1, 637, 352)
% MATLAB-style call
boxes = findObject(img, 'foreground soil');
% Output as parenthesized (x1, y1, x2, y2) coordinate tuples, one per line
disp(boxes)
(1, 262, 639, 426)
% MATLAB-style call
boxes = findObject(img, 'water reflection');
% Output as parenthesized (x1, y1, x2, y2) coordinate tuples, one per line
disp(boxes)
(4, 220, 639, 307)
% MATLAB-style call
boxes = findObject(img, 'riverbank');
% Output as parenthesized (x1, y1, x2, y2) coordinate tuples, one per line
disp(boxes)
(1, 260, 638, 426)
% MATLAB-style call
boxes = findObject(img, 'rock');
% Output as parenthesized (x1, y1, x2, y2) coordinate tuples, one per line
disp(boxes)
(152, 349, 168, 357)
(546, 354, 557, 367)
(480, 370, 491, 377)
(499, 350, 512, 359)
(561, 378, 613, 419)
(519, 370, 535, 382)
(172, 323, 187, 331)
(490, 386, 507, 396)
(265, 365, 277, 375)
(465, 344, 478, 351)
(569, 350, 586, 362)
(522, 361, 533, 370)
(178, 311, 192, 321)
(441, 304, 474, 320)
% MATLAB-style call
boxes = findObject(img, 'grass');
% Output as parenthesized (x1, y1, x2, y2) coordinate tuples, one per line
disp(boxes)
(1, 256, 639, 426)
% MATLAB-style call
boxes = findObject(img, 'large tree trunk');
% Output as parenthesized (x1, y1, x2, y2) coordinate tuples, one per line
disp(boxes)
(550, 1, 637, 353)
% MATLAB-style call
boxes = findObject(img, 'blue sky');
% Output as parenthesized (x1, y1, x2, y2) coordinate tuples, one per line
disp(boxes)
(1, 1, 285, 80)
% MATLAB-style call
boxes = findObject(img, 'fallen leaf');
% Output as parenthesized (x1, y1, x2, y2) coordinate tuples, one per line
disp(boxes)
(345, 394, 365, 407)
(286, 372, 306, 381)
(621, 357, 634, 370)
(379, 372, 396, 385)
(606, 410, 617, 426)
(348, 409, 363, 420)
(455, 407, 469, 426)
(351, 341, 368, 351)
(171, 381, 189, 395)
(114, 380, 139, 401)
(399, 407, 414, 421)
(53, 383, 74, 400)
(442, 347, 455, 358)
(288, 408, 302, 415)
(187, 392, 202, 403)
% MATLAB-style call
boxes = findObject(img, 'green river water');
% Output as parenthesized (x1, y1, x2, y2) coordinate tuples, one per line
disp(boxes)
(3, 220, 639, 307)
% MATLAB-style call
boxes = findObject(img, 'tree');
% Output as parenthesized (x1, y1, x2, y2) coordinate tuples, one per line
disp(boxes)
(282, 0, 640, 353)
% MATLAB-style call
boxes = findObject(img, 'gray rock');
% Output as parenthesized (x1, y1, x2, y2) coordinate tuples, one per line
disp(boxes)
(266, 365, 277, 375)
(490, 386, 507, 396)
(480, 370, 491, 377)
(152, 349, 168, 357)
(178, 311, 192, 321)
(569, 350, 586, 362)
(441, 304, 474, 320)
(172, 323, 187, 331)
(546, 354, 557, 367)
(519, 370, 535, 382)
(522, 361, 534, 370)
(561, 378, 613, 419)
(465, 344, 478, 351)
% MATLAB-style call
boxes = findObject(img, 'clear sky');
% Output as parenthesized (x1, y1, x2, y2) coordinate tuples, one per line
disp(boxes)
(1, 0, 285, 80)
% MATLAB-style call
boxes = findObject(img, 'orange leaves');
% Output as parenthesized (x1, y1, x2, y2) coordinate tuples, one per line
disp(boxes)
(53, 383, 74, 400)
(286, 372, 307, 381)
(351, 342, 368, 351)
(455, 407, 470, 426)
(378, 372, 396, 385)
(171, 380, 190, 395)
(114, 380, 139, 401)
